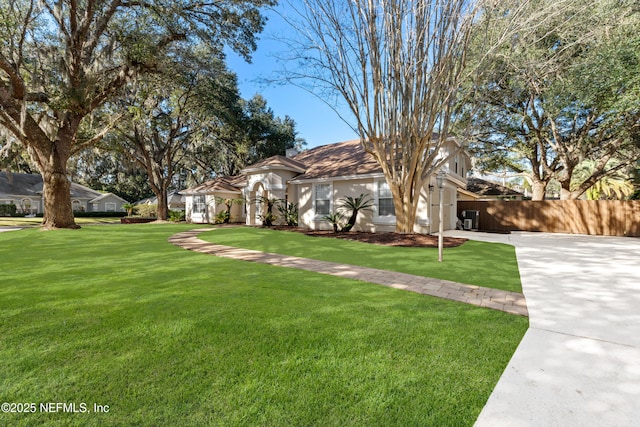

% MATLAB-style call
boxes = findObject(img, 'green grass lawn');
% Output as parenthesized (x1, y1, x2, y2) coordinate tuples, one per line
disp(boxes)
(199, 227, 523, 293)
(0, 217, 123, 227)
(0, 225, 527, 426)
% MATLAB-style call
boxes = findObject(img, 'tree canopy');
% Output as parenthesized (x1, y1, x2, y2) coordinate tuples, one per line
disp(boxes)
(465, 0, 640, 200)
(0, 0, 273, 228)
(283, 0, 490, 233)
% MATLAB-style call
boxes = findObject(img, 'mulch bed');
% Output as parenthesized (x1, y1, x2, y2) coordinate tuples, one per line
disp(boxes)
(270, 226, 467, 248)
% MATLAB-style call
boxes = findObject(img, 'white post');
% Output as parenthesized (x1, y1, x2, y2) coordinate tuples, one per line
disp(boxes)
(428, 185, 434, 235)
(436, 171, 445, 262)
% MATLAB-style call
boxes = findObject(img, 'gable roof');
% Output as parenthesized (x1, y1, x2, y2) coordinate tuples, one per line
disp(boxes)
(135, 190, 186, 205)
(242, 155, 307, 174)
(89, 193, 128, 204)
(181, 175, 247, 195)
(467, 178, 523, 197)
(0, 172, 42, 198)
(289, 139, 382, 181)
(0, 172, 105, 200)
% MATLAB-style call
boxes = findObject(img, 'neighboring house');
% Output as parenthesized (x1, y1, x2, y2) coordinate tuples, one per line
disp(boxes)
(183, 138, 472, 233)
(0, 172, 129, 214)
(135, 191, 186, 211)
(463, 177, 524, 201)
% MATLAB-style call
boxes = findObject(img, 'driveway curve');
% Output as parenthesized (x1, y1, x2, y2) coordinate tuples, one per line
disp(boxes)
(446, 231, 640, 427)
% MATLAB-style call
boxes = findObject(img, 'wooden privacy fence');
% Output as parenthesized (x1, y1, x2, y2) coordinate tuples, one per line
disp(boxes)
(457, 200, 640, 237)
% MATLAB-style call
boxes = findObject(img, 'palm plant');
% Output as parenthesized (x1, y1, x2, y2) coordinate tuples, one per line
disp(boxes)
(122, 203, 136, 217)
(323, 212, 345, 233)
(254, 196, 279, 226)
(277, 200, 299, 226)
(214, 197, 244, 224)
(571, 160, 635, 200)
(338, 193, 373, 232)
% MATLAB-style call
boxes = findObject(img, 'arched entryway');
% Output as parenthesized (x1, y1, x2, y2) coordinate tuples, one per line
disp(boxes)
(246, 181, 268, 226)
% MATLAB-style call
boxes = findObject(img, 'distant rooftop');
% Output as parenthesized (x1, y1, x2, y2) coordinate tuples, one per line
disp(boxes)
(467, 178, 523, 197)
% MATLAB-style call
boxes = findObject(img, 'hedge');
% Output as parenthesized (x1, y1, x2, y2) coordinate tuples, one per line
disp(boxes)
(33, 212, 128, 218)
(0, 204, 18, 217)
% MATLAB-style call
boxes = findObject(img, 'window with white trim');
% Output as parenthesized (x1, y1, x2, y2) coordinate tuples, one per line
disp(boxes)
(314, 184, 331, 216)
(105, 202, 116, 212)
(377, 181, 395, 216)
(193, 195, 206, 214)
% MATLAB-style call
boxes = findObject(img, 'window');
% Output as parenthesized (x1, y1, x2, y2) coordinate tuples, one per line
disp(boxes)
(377, 181, 395, 216)
(315, 184, 331, 216)
(72, 200, 81, 211)
(193, 195, 206, 214)
(105, 202, 116, 212)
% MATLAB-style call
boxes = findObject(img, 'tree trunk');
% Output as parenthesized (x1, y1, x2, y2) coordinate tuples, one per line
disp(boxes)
(392, 185, 419, 234)
(30, 130, 80, 230)
(396, 208, 417, 233)
(155, 188, 169, 220)
(560, 174, 587, 200)
(40, 155, 80, 230)
(530, 180, 547, 201)
(559, 186, 573, 200)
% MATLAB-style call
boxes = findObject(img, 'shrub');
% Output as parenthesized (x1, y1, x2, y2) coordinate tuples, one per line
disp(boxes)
(259, 211, 277, 227)
(0, 204, 17, 217)
(135, 204, 157, 217)
(168, 210, 185, 222)
(73, 211, 127, 218)
(214, 210, 230, 224)
(277, 201, 298, 226)
(323, 212, 345, 233)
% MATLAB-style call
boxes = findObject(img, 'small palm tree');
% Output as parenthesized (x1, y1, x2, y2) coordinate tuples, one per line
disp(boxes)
(254, 196, 278, 226)
(214, 197, 244, 224)
(323, 212, 345, 233)
(277, 200, 299, 226)
(338, 193, 373, 232)
(122, 203, 136, 217)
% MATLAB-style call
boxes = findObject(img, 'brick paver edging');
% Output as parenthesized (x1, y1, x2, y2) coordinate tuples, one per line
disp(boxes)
(169, 229, 528, 317)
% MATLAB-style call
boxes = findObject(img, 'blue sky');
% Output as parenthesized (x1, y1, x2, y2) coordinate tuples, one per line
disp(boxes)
(225, 7, 358, 149)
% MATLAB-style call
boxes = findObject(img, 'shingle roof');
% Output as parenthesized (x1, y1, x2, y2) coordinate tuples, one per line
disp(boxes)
(289, 139, 382, 181)
(467, 178, 523, 197)
(242, 155, 307, 173)
(135, 190, 185, 205)
(0, 172, 42, 197)
(89, 193, 128, 203)
(181, 175, 246, 195)
(0, 172, 103, 199)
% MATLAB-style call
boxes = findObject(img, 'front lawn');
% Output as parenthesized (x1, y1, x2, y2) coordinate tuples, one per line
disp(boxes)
(200, 226, 523, 293)
(0, 216, 123, 227)
(0, 225, 527, 426)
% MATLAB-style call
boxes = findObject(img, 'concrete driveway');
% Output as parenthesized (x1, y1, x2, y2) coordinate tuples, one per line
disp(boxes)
(446, 231, 640, 427)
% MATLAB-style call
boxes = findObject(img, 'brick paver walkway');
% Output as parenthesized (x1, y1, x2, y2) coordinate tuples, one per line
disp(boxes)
(169, 229, 528, 317)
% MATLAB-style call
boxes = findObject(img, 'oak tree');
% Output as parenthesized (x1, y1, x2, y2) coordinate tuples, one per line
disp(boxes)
(0, 0, 273, 228)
